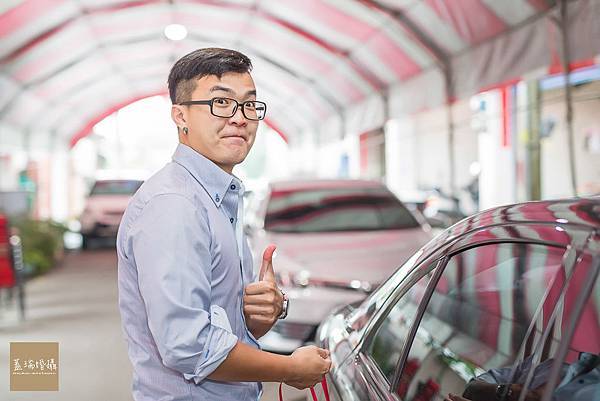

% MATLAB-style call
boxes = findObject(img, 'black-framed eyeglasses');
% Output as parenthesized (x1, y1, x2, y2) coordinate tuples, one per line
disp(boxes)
(178, 97, 267, 121)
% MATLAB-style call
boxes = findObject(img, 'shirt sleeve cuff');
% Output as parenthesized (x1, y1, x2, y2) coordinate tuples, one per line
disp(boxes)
(183, 305, 239, 385)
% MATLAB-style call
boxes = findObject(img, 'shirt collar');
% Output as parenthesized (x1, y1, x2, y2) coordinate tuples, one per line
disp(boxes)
(172, 143, 242, 207)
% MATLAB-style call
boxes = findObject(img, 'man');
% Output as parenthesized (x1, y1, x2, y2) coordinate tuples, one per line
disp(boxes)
(117, 48, 331, 401)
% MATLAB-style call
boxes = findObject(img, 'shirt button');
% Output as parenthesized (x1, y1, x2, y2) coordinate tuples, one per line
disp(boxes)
(215, 194, 220, 202)
(230, 218, 234, 223)
(230, 184, 236, 190)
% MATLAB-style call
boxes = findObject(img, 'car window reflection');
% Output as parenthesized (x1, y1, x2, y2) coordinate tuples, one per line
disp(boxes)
(264, 187, 420, 233)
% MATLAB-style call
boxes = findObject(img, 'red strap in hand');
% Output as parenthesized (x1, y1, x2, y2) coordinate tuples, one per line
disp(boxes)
(279, 376, 330, 401)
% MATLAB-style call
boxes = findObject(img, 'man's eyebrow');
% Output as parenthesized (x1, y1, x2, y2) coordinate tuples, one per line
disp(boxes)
(209, 86, 257, 98)
(209, 85, 235, 94)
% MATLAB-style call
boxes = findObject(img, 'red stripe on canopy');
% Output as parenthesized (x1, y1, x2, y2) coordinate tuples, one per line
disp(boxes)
(0, 0, 65, 37)
(263, 118, 289, 144)
(425, 0, 506, 45)
(366, 34, 423, 79)
(69, 91, 165, 148)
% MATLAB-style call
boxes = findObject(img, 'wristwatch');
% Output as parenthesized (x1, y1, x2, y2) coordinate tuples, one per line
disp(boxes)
(495, 384, 513, 401)
(278, 289, 289, 320)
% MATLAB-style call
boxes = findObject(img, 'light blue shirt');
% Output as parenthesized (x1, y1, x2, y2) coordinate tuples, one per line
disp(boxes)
(117, 143, 261, 401)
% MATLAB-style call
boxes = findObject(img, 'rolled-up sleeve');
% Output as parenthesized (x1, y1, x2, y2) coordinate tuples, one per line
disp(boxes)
(129, 193, 238, 384)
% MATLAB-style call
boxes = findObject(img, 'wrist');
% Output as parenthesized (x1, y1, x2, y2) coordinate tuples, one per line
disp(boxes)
(282, 355, 297, 383)
(278, 289, 289, 319)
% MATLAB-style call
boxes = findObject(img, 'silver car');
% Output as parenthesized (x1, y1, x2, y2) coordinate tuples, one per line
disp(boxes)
(245, 179, 432, 354)
(312, 197, 600, 401)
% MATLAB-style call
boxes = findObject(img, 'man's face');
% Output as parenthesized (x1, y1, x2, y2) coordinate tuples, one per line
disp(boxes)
(172, 72, 259, 173)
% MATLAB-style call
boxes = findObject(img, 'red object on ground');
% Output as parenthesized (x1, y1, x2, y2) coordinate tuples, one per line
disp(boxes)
(0, 214, 16, 288)
(279, 376, 330, 401)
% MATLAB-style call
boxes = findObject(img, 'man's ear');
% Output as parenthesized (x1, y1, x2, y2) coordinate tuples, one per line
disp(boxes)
(171, 105, 187, 129)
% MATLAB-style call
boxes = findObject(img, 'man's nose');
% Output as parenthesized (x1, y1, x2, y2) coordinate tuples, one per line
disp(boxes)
(229, 106, 247, 126)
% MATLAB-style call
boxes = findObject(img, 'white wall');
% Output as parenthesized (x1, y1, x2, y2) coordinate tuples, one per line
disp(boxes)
(384, 117, 417, 198)
(474, 91, 516, 210)
(407, 99, 478, 196)
(540, 79, 600, 197)
(0, 122, 27, 191)
(50, 143, 70, 222)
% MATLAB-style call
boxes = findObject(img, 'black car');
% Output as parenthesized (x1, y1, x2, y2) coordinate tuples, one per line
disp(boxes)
(313, 197, 600, 401)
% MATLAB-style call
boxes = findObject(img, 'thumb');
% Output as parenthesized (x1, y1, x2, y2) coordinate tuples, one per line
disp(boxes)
(259, 244, 277, 282)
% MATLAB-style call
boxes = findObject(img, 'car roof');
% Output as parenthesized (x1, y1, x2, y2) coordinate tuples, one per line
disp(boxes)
(413, 197, 599, 267)
(454, 197, 599, 231)
(268, 179, 387, 191)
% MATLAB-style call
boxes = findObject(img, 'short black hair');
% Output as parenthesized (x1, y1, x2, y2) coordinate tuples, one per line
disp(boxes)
(168, 48, 253, 104)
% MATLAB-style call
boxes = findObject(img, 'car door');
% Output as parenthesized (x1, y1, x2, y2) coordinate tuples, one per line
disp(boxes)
(325, 219, 594, 401)
(533, 234, 600, 401)
(387, 225, 594, 401)
(331, 258, 444, 401)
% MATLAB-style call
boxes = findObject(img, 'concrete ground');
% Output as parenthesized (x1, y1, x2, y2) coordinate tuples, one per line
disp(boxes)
(0, 248, 305, 401)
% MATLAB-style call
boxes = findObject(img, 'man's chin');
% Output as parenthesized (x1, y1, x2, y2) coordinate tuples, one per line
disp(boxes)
(218, 153, 249, 169)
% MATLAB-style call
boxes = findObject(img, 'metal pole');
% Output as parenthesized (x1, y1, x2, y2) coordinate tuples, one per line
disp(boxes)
(526, 80, 542, 201)
(382, 90, 390, 184)
(560, 0, 578, 196)
(444, 65, 457, 199)
(10, 234, 26, 320)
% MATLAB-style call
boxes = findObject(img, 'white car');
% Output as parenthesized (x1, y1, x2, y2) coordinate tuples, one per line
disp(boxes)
(80, 179, 143, 249)
(246, 179, 433, 353)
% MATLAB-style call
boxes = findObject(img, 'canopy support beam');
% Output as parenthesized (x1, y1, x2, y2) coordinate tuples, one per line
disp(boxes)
(525, 79, 542, 201)
(444, 65, 456, 197)
(559, 0, 578, 196)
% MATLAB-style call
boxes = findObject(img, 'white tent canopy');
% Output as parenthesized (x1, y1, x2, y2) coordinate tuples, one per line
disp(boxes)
(0, 0, 598, 147)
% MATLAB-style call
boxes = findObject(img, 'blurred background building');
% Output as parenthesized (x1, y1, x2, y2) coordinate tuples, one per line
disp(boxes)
(0, 0, 598, 224)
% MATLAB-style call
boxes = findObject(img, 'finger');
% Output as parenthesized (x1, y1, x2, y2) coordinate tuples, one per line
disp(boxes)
(244, 281, 276, 295)
(243, 304, 276, 316)
(244, 293, 277, 306)
(322, 358, 332, 372)
(259, 244, 277, 282)
(245, 314, 274, 324)
(316, 348, 330, 358)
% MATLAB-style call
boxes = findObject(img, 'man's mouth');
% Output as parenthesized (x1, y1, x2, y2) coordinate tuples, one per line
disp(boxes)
(222, 134, 247, 142)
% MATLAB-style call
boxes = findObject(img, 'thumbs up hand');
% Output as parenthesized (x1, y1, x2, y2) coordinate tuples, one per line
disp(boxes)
(243, 244, 284, 339)
(258, 243, 277, 283)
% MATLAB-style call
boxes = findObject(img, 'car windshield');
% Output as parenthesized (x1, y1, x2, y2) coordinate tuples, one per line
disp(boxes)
(90, 180, 143, 196)
(264, 186, 420, 233)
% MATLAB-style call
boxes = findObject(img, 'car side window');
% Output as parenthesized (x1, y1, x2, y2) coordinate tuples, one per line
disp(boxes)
(366, 263, 437, 383)
(530, 248, 599, 401)
(395, 242, 567, 401)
